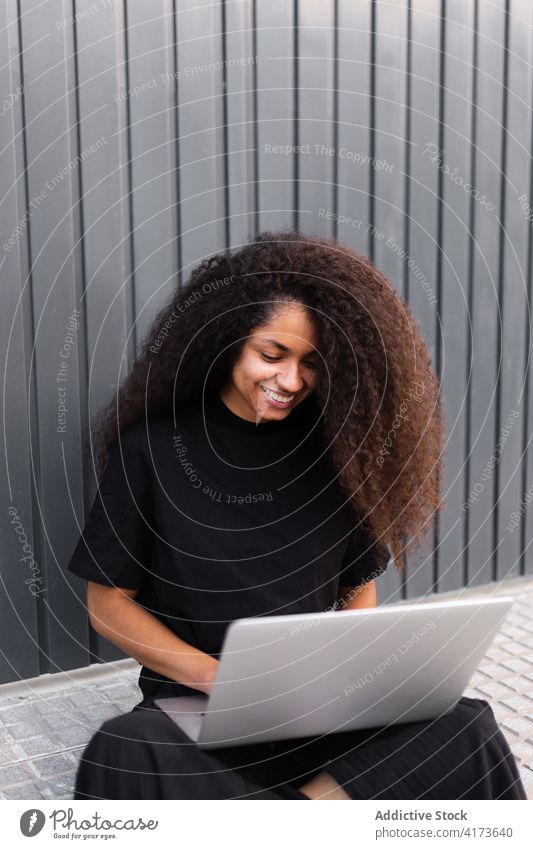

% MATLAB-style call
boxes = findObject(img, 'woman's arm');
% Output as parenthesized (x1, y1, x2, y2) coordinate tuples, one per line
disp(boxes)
(336, 579, 377, 610)
(87, 582, 219, 695)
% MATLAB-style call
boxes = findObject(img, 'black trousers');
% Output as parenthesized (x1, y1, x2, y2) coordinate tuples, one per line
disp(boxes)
(73, 696, 526, 800)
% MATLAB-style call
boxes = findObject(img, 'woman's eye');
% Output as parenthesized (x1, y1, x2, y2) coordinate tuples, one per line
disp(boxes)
(260, 353, 319, 369)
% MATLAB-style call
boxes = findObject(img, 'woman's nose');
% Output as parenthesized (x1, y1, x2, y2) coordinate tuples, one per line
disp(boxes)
(275, 363, 305, 393)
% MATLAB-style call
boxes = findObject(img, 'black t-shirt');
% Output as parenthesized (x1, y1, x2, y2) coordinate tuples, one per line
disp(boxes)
(67, 387, 389, 702)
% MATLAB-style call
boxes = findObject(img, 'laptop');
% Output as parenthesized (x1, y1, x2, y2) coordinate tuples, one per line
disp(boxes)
(154, 596, 512, 750)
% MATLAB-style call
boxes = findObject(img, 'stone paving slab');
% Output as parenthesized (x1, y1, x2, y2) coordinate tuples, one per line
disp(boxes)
(0, 577, 532, 800)
(0, 661, 142, 800)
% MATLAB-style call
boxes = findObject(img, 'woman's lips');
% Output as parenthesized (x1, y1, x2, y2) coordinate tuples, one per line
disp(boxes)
(259, 385, 295, 408)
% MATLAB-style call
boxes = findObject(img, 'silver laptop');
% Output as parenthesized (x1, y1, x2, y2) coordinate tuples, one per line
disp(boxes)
(155, 596, 512, 750)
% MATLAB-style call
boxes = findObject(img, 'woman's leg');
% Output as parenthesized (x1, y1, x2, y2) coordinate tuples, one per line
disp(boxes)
(318, 697, 527, 800)
(298, 771, 351, 799)
(73, 702, 308, 800)
(73, 696, 526, 800)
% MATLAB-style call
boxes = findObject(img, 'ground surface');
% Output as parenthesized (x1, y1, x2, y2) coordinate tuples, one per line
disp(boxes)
(1, 576, 532, 800)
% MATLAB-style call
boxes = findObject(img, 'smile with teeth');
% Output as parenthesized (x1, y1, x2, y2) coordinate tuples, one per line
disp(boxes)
(260, 385, 295, 403)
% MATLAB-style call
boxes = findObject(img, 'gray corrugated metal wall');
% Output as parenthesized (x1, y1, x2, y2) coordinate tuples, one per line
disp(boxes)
(1, 0, 532, 685)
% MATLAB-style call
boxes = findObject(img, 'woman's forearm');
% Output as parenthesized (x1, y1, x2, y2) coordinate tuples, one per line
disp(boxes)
(90, 595, 219, 695)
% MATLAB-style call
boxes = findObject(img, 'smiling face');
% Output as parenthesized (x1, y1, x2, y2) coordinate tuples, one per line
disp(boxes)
(219, 301, 321, 424)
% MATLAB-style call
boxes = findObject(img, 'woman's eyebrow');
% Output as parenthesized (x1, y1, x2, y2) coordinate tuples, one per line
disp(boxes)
(260, 337, 319, 357)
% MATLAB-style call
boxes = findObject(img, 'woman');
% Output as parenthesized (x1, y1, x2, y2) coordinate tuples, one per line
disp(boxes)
(67, 230, 525, 800)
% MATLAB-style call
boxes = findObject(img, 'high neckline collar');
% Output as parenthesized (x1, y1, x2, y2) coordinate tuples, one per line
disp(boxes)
(203, 386, 317, 434)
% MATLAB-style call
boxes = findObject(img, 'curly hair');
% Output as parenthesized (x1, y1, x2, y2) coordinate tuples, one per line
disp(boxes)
(87, 229, 445, 571)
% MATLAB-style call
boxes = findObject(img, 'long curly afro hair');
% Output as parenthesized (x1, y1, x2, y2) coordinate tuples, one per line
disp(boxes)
(88, 229, 445, 572)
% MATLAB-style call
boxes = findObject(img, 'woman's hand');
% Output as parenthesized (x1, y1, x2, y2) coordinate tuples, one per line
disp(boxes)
(196, 654, 220, 696)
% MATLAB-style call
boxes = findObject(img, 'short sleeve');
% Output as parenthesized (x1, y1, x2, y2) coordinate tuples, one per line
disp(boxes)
(339, 524, 390, 588)
(66, 424, 153, 589)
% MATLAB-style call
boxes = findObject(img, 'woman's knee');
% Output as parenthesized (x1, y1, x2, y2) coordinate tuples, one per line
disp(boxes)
(454, 697, 501, 742)
(96, 706, 191, 748)
(76, 708, 199, 795)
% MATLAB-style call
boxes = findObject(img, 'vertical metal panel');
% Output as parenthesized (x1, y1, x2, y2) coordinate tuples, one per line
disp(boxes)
(437, 0, 476, 593)
(18, 0, 90, 674)
(335, 0, 372, 255)
(225, 0, 256, 248)
(495, 0, 531, 581)
(405, 1, 440, 367)
(255, 0, 295, 232)
(402, 0, 441, 598)
(72, 0, 139, 664)
(371, 0, 408, 297)
(524, 0, 533, 576)
(466, 0, 506, 587)
(175, 0, 226, 275)
(372, 0, 408, 605)
(126, 0, 179, 344)
(2, 1, 532, 685)
(0, 0, 42, 684)
(297, 0, 335, 237)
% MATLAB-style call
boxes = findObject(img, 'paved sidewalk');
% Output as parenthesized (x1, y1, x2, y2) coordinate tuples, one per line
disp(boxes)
(1, 576, 532, 800)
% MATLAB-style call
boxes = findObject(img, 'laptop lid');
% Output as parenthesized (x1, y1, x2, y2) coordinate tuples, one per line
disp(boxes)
(156, 596, 512, 750)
